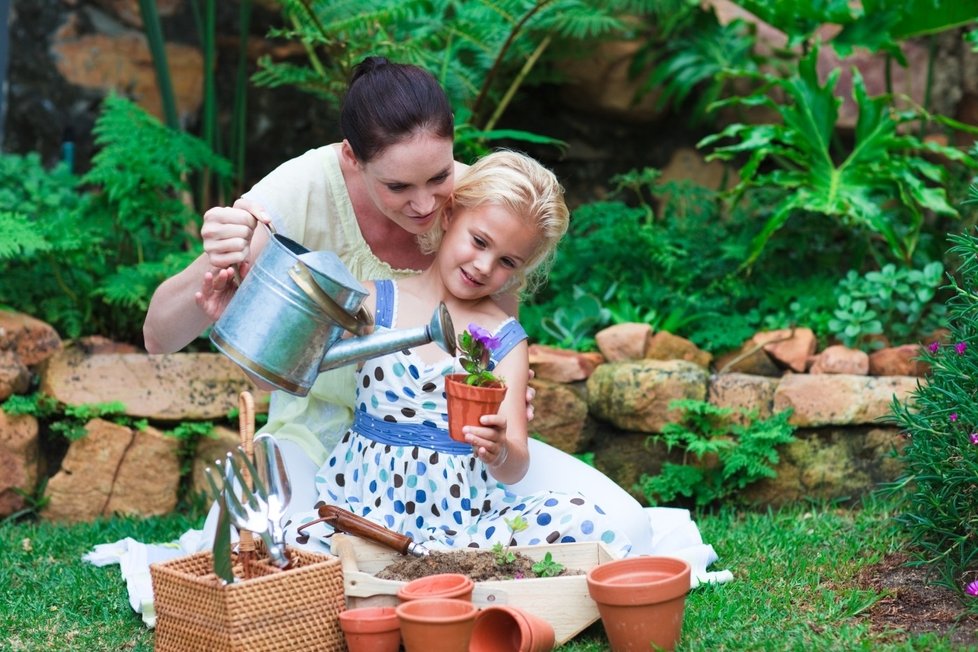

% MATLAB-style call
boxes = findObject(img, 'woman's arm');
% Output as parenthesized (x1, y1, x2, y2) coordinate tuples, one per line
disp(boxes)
(143, 253, 221, 353)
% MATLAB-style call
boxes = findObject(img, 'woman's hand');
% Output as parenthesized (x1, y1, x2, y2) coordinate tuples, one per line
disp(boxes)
(200, 198, 273, 270)
(525, 368, 536, 422)
(194, 263, 248, 321)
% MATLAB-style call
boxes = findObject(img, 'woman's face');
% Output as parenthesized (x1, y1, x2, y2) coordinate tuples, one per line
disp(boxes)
(358, 132, 455, 235)
(437, 202, 540, 300)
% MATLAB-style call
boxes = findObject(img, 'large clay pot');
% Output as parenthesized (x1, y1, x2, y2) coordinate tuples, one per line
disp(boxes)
(470, 605, 556, 652)
(586, 556, 691, 652)
(397, 573, 474, 602)
(444, 373, 507, 442)
(338, 606, 401, 652)
(395, 597, 478, 652)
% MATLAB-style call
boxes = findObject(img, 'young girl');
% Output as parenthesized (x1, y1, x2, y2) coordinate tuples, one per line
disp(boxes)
(287, 151, 633, 556)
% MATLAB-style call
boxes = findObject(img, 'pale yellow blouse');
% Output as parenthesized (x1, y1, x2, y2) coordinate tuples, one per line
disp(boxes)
(243, 144, 419, 464)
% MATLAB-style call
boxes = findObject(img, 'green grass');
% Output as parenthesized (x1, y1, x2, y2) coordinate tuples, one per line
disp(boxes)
(0, 495, 971, 651)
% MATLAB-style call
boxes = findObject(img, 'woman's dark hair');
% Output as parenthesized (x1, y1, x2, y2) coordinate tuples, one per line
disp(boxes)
(341, 56, 454, 162)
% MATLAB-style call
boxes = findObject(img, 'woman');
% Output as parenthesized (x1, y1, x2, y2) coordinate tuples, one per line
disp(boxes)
(144, 57, 708, 561)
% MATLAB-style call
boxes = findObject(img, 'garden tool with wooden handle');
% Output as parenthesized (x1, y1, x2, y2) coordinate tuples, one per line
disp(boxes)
(297, 504, 431, 557)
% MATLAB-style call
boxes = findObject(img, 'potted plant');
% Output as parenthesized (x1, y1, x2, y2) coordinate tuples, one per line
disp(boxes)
(445, 324, 508, 443)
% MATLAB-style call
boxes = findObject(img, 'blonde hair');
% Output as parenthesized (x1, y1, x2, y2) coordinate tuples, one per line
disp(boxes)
(420, 150, 569, 295)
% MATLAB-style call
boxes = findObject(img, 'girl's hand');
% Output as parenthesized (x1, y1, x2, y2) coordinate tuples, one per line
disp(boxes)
(464, 413, 509, 468)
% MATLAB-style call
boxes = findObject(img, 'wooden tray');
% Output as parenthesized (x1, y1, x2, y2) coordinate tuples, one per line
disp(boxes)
(332, 533, 619, 645)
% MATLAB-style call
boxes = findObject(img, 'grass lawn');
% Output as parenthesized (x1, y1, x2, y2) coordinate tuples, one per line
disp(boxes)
(0, 493, 971, 651)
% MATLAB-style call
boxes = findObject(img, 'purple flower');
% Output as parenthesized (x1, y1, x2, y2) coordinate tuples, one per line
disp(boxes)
(951, 413, 959, 423)
(957, 342, 968, 355)
(970, 433, 978, 445)
(468, 323, 501, 352)
(928, 341, 940, 353)
(967, 580, 978, 597)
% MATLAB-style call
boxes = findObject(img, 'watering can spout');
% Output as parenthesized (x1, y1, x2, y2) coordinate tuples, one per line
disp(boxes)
(318, 302, 457, 372)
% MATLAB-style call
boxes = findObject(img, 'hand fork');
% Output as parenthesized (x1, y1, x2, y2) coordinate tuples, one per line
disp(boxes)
(224, 449, 289, 568)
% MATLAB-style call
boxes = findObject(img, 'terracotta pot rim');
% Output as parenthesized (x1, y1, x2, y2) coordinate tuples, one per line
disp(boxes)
(339, 606, 400, 634)
(396, 597, 478, 623)
(445, 373, 507, 392)
(471, 605, 555, 652)
(397, 573, 475, 601)
(587, 556, 691, 606)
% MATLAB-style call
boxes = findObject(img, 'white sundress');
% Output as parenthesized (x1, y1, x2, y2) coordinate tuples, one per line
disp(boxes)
(287, 280, 632, 557)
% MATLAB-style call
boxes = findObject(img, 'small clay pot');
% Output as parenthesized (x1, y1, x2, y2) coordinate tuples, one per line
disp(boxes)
(586, 556, 691, 652)
(444, 373, 507, 442)
(397, 572, 475, 602)
(338, 606, 401, 652)
(395, 597, 478, 652)
(470, 605, 556, 652)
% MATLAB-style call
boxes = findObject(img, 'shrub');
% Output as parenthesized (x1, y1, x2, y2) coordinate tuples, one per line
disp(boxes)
(0, 95, 229, 344)
(890, 227, 978, 593)
(637, 399, 796, 508)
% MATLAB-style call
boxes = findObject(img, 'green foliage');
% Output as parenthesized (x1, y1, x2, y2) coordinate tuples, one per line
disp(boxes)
(255, 0, 652, 158)
(491, 514, 529, 566)
(0, 96, 229, 343)
(3, 393, 131, 443)
(638, 399, 796, 507)
(888, 225, 978, 591)
(734, 0, 978, 55)
(522, 176, 755, 351)
(530, 285, 612, 351)
(829, 262, 948, 349)
(164, 421, 217, 443)
(632, 4, 762, 124)
(530, 551, 565, 577)
(700, 45, 978, 267)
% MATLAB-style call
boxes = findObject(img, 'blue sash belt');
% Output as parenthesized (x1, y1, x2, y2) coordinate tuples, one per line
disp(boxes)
(353, 410, 473, 455)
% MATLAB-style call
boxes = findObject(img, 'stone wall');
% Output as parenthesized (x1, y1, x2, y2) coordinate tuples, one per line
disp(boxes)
(0, 310, 922, 522)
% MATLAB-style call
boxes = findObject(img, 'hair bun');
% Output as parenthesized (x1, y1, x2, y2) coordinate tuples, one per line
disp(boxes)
(351, 56, 391, 85)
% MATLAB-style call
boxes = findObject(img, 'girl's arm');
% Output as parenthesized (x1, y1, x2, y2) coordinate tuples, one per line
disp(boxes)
(464, 341, 530, 484)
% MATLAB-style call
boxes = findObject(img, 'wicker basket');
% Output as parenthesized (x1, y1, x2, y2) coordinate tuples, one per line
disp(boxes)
(151, 546, 346, 652)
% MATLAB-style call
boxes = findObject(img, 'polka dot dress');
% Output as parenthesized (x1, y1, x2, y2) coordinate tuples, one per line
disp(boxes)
(286, 281, 632, 558)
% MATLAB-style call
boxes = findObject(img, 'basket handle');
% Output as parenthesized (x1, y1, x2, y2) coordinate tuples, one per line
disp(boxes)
(237, 391, 257, 574)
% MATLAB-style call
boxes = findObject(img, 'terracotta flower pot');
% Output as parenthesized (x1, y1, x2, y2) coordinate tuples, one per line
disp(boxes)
(338, 606, 401, 652)
(445, 373, 507, 443)
(396, 572, 475, 602)
(586, 556, 691, 652)
(395, 597, 478, 652)
(470, 605, 556, 652)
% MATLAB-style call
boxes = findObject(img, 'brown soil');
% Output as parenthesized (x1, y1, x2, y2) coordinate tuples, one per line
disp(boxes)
(375, 548, 580, 582)
(857, 552, 978, 647)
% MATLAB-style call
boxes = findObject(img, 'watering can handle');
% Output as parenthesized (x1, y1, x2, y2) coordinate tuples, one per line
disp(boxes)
(288, 262, 374, 336)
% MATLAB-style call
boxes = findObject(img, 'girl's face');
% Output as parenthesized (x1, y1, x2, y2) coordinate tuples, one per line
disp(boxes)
(357, 132, 455, 235)
(438, 202, 541, 300)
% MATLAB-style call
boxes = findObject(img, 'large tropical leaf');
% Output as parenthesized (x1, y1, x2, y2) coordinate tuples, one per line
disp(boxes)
(700, 45, 978, 266)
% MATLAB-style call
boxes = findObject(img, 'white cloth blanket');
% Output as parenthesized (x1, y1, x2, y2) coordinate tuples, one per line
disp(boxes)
(82, 529, 208, 628)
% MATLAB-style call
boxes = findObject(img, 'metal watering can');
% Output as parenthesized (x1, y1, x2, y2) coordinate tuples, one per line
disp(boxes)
(210, 229, 456, 396)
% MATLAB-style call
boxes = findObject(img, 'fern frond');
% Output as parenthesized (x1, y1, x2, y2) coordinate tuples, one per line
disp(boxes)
(0, 212, 52, 259)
